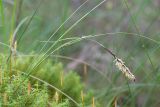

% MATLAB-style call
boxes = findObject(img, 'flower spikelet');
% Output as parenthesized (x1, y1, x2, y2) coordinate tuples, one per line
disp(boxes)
(114, 57, 135, 81)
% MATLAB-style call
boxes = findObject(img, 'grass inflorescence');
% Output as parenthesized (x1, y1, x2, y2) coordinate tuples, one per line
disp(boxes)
(0, 0, 160, 107)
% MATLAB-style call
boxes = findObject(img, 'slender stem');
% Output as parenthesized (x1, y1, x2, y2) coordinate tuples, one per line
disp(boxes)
(0, 0, 6, 51)
(82, 38, 116, 58)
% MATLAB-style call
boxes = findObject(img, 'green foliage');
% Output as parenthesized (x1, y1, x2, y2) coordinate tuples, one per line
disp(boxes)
(50, 99, 70, 107)
(1, 0, 159, 106)
(0, 73, 70, 107)
(0, 54, 101, 107)
(12, 55, 98, 106)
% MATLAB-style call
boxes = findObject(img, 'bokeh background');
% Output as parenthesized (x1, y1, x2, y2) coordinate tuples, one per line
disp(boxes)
(0, 0, 160, 106)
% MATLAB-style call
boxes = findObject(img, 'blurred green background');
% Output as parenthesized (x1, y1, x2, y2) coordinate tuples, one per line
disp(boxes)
(0, 0, 160, 106)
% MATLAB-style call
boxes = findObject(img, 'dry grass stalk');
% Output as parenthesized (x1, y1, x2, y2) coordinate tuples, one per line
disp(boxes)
(11, 40, 17, 58)
(3, 93, 7, 105)
(114, 57, 135, 81)
(81, 90, 84, 107)
(54, 91, 59, 103)
(0, 66, 2, 85)
(92, 97, 95, 107)
(114, 98, 117, 107)
(10, 35, 17, 55)
(84, 64, 87, 76)
(8, 37, 17, 77)
(27, 81, 31, 95)
(112, 97, 117, 107)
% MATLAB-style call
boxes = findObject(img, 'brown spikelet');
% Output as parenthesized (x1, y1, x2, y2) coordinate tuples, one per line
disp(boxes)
(114, 57, 135, 81)
(28, 81, 31, 95)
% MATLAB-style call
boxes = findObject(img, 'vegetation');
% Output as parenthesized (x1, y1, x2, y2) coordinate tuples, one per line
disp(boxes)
(0, 0, 160, 107)
(0, 55, 99, 106)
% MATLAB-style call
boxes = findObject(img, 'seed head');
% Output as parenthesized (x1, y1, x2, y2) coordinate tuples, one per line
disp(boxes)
(114, 57, 135, 81)
(54, 91, 59, 103)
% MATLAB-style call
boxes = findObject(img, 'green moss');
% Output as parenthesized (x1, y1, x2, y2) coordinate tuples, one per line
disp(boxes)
(0, 55, 100, 106)
(0, 74, 52, 107)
